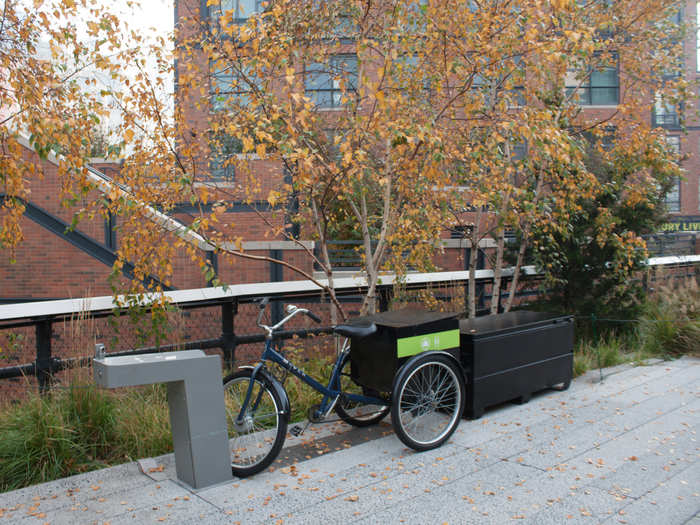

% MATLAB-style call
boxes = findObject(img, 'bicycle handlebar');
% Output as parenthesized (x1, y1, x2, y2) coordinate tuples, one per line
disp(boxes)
(305, 310, 321, 323)
(255, 297, 321, 338)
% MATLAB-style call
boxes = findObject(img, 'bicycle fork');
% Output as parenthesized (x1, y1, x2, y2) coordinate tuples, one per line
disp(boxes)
(235, 363, 268, 433)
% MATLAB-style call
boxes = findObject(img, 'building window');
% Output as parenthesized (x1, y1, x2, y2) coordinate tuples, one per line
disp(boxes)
(392, 54, 432, 98)
(471, 57, 525, 108)
(210, 63, 260, 111)
(511, 142, 527, 161)
(653, 92, 680, 127)
(666, 178, 681, 212)
(509, 56, 526, 106)
(666, 134, 681, 157)
(472, 80, 525, 108)
(209, 0, 263, 24)
(565, 54, 619, 106)
(665, 135, 681, 212)
(210, 133, 242, 181)
(305, 55, 358, 109)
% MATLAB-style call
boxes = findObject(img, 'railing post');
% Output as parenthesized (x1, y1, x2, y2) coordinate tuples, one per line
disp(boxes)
(464, 246, 471, 311)
(206, 251, 218, 287)
(270, 249, 283, 324)
(35, 319, 53, 394)
(378, 287, 392, 312)
(221, 299, 237, 370)
(476, 248, 486, 311)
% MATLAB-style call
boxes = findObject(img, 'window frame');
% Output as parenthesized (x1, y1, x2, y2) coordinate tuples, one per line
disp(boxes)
(652, 91, 681, 128)
(304, 54, 359, 109)
(664, 135, 681, 213)
(208, 0, 265, 25)
(565, 53, 620, 106)
(471, 56, 526, 108)
(209, 61, 262, 111)
(209, 132, 243, 182)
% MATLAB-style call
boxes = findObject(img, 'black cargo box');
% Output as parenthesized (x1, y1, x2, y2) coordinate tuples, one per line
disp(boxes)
(349, 309, 460, 392)
(459, 311, 573, 418)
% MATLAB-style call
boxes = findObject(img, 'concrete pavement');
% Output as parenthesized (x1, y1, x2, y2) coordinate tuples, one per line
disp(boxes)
(0, 356, 698, 524)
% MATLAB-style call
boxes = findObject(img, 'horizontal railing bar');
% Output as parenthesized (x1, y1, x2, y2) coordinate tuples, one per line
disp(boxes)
(0, 362, 37, 379)
(0, 267, 538, 322)
(0, 327, 337, 380)
(0, 259, 696, 384)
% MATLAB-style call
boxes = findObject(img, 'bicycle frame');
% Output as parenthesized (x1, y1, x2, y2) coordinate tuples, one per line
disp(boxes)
(237, 332, 389, 425)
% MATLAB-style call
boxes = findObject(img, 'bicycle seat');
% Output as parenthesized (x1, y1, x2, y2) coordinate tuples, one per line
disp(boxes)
(333, 323, 377, 339)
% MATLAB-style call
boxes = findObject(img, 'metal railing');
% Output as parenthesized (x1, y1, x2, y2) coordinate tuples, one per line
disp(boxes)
(643, 232, 697, 256)
(0, 267, 538, 393)
(1, 256, 698, 394)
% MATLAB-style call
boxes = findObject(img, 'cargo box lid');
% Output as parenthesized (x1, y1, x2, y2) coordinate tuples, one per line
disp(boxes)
(352, 308, 459, 328)
(460, 311, 572, 339)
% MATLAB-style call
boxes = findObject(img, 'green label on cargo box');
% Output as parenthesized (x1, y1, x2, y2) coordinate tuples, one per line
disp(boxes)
(396, 329, 460, 358)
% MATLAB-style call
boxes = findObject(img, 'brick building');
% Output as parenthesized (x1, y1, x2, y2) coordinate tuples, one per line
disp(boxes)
(175, 1, 700, 246)
(1, 0, 699, 302)
(655, 0, 700, 231)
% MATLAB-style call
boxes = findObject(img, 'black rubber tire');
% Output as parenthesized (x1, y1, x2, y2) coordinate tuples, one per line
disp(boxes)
(335, 353, 390, 427)
(223, 369, 287, 478)
(390, 353, 465, 452)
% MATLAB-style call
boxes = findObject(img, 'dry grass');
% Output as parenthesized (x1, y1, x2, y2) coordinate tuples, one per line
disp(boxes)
(638, 278, 700, 358)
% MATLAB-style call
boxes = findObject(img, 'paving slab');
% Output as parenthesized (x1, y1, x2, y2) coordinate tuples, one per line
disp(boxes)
(0, 356, 697, 525)
(598, 461, 700, 525)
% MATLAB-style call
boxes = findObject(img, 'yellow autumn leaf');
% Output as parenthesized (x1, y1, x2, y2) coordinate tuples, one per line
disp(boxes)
(242, 136, 254, 152)
(267, 191, 278, 206)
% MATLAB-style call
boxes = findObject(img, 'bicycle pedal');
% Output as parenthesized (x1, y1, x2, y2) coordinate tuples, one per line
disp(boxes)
(289, 424, 305, 437)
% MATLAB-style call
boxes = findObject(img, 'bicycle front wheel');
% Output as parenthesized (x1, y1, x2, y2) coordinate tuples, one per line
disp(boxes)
(391, 353, 464, 452)
(335, 353, 390, 427)
(223, 369, 287, 477)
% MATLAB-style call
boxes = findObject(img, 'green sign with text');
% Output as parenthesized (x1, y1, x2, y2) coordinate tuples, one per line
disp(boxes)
(396, 329, 460, 358)
(661, 216, 700, 232)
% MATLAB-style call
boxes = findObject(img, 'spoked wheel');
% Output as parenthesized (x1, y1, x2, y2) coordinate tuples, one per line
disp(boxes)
(335, 353, 390, 427)
(391, 353, 465, 452)
(223, 369, 287, 477)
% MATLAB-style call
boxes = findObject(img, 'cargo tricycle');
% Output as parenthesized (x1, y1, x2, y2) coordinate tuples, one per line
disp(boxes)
(223, 298, 465, 477)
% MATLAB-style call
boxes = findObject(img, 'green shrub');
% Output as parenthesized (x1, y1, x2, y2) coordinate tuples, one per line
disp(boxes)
(0, 382, 176, 491)
(63, 384, 118, 460)
(638, 280, 700, 358)
(0, 392, 83, 491)
(573, 333, 631, 377)
(573, 345, 594, 377)
(113, 385, 172, 461)
(271, 341, 335, 423)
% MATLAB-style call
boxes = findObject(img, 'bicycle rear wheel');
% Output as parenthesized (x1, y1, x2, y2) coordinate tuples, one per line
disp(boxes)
(223, 369, 287, 477)
(391, 353, 464, 451)
(335, 353, 390, 427)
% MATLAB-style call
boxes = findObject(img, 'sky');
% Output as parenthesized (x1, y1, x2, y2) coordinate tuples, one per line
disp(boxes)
(6, 1, 175, 138)
(30, 0, 175, 91)
(93, 0, 176, 131)
(108, 0, 174, 42)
